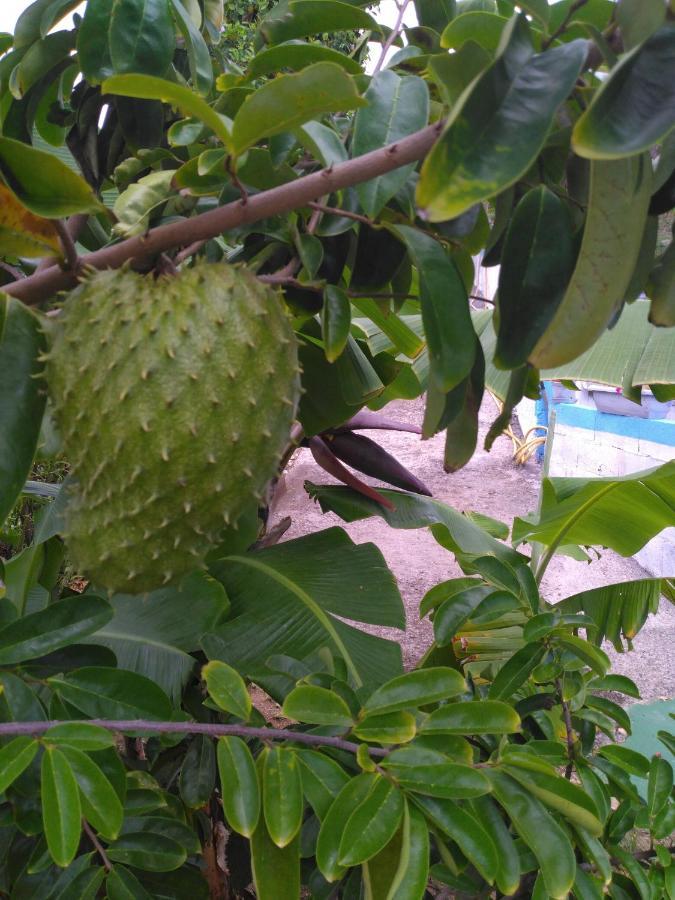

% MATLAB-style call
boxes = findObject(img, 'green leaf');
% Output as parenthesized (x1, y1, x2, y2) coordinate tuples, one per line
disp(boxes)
(170, 0, 212, 94)
(203, 527, 405, 692)
(202, 660, 251, 720)
(109, 0, 175, 76)
(552, 633, 610, 676)
(433, 585, 493, 645)
(107, 834, 187, 872)
(573, 24, 675, 159)
(393, 225, 475, 392)
(529, 154, 653, 368)
(48, 667, 174, 720)
(470, 795, 521, 896)
(0, 137, 102, 217)
(42, 746, 82, 867)
(385, 800, 430, 900)
(60, 746, 124, 840)
(217, 736, 260, 837)
(106, 866, 153, 900)
(248, 41, 362, 78)
(232, 62, 365, 155)
(441, 11, 509, 51)
(296, 749, 350, 821)
(617, 0, 666, 49)
(495, 186, 575, 370)
(0, 737, 39, 794)
(76, 0, 113, 82)
(179, 735, 216, 809)
(119, 817, 201, 854)
(353, 711, 417, 744)
(647, 754, 673, 819)
(102, 74, 232, 148)
(488, 642, 547, 699)
(597, 745, 650, 778)
(421, 700, 521, 735)
(259, 1, 381, 45)
(43, 723, 116, 751)
(417, 17, 586, 220)
(429, 39, 491, 108)
(87, 571, 229, 704)
(487, 769, 575, 899)
(584, 695, 631, 733)
(113, 170, 174, 238)
(282, 684, 354, 727)
(415, 0, 456, 32)
(414, 794, 497, 883)
(0, 595, 112, 665)
(352, 70, 429, 217)
(338, 775, 404, 866)
(316, 773, 378, 881)
(0, 183, 62, 257)
(12, 30, 75, 99)
(322, 285, 351, 363)
(250, 816, 300, 900)
(384, 749, 491, 799)
(0, 297, 47, 528)
(559, 580, 662, 652)
(263, 747, 304, 848)
(363, 668, 467, 715)
(648, 237, 675, 327)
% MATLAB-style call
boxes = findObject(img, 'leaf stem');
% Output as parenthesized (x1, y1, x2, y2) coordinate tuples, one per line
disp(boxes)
(82, 818, 112, 872)
(1, 719, 389, 758)
(543, 0, 589, 49)
(555, 677, 576, 779)
(372, 0, 413, 75)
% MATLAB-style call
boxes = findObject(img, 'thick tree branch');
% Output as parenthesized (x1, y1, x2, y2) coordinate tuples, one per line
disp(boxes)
(5, 122, 443, 307)
(0, 719, 389, 758)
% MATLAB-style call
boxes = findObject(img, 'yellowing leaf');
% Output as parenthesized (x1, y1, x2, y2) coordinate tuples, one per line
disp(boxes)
(0, 185, 61, 258)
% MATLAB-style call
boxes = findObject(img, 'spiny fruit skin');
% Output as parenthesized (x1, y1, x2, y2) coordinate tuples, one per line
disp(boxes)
(47, 263, 300, 594)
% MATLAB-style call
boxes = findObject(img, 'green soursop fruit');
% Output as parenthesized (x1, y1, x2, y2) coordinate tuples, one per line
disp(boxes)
(47, 263, 300, 594)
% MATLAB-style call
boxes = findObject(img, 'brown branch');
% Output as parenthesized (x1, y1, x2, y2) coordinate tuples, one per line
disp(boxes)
(35, 214, 89, 274)
(543, 0, 589, 48)
(175, 239, 207, 265)
(54, 219, 80, 274)
(307, 201, 375, 227)
(5, 122, 444, 306)
(372, 0, 413, 75)
(0, 719, 389, 758)
(82, 818, 112, 872)
(556, 678, 576, 778)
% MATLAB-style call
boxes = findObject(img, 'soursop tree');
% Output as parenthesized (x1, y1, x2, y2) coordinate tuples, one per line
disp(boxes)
(0, 0, 674, 897)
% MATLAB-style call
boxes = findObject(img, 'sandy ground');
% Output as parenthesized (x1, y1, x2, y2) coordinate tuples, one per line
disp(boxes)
(270, 397, 675, 702)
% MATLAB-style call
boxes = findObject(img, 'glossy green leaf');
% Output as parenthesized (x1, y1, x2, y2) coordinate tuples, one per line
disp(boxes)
(617, 0, 666, 49)
(107, 833, 187, 871)
(296, 749, 350, 820)
(530, 154, 653, 368)
(470, 795, 521, 896)
(282, 684, 354, 727)
(60, 746, 124, 840)
(119, 816, 201, 854)
(76, 0, 113, 82)
(647, 754, 673, 819)
(495, 186, 576, 369)
(393, 225, 475, 392)
(421, 700, 521, 734)
(217, 736, 260, 836)
(259, 1, 381, 45)
(41, 746, 82, 867)
(106, 865, 153, 900)
(429, 40, 491, 108)
(363, 667, 466, 715)
(232, 62, 365, 155)
(12, 30, 75, 98)
(573, 24, 675, 159)
(488, 642, 547, 699)
(170, 0, 212, 94)
(414, 794, 497, 883)
(48, 667, 174, 720)
(0, 595, 112, 664)
(353, 710, 417, 744)
(597, 745, 650, 778)
(0, 737, 39, 794)
(573, 825, 612, 887)
(338, 775, 404, 866)
(316, 773, 377, 881)
(0, 137, 102, 217)
(648, 238, 675, 327)
(386, 801, 430, 900)
(109, 0, 175, 76)
(418, 17, 586, 220)
(250, 816, 300, 900)
(296, 120, 348, 167)
(248, 42, 362, 78)
(384, 749, 491, 799)
(588, 674, 640, 698)
(113, 170, 174, 237)
(202, 660, 251, 720)
(433, 585, 493, 645)
(552, 633, 610, 676)
(43, 723, 116, 751)
(322, 285, 351, 363)
(0, 297, 47, 528)
(352, 70, 429, 217)
(441, 11, 509, 51)
(102, 74, 232, 147)
(263, 746, 304, 848)
(179, 735, 216, 809)
(584, 695, 631, 733)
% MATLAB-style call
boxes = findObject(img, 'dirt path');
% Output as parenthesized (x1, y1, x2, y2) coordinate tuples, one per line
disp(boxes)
(271, 398, 674, 701)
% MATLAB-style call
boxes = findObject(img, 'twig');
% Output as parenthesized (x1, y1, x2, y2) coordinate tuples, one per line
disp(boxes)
(175, 239, 207, 265)
(543, 0, 589, 48)
(35, 214, 89, 273)
(6, 122, 444, 306)
(54, 219, 80, 274)
(372, 0, 413, 75)
(82, 818, 112, 872)
(0, 261, 25, 281)
(556, 678, 576, 779)
(307, 202, 375, 227)
(0, 718, 390, 758)
(258, 256, 303, 285)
